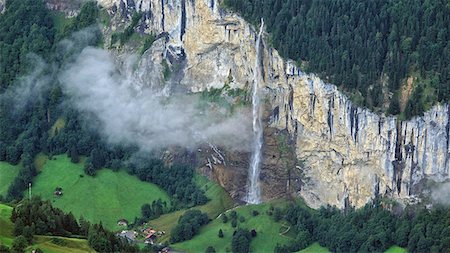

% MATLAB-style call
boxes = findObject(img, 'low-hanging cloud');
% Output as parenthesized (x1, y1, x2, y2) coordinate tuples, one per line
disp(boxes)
(59, 47, 252, 151)
(431, 182, 450, 205)
(0, 55, 53, 113)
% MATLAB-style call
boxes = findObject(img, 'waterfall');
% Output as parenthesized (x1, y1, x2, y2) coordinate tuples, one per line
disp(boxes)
(246, 19, 264, 204)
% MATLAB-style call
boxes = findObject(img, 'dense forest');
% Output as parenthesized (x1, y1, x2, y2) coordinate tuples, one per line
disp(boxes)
(223, 0, 450, 117)
(0, 0, 206, 208)
(170, 210, 210, 243)
(274, 201, 450, 253)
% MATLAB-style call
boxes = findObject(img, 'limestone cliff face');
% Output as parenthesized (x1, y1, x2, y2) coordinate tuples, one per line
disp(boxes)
(95, 0, 449, 208)
(269, 72, 449, 208)
(45, 0, 82, 17)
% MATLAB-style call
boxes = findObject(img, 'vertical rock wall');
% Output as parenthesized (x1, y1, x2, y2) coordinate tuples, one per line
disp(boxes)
(95, 0, 449, 208)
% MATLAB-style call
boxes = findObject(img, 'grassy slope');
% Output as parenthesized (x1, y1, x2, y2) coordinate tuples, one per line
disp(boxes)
(172, 201, 292, 253)
(32, 155, 171, 230)
(34, 153, 49, 172)
(0, 203, 93, 252)
(150, 174, 234, 242)
(0, 162, 20, 197)
(0, 204, 14, 247)
(27, 236, 94, 253)
(385, 246, 407, 253)
(297, 242, 330, 253)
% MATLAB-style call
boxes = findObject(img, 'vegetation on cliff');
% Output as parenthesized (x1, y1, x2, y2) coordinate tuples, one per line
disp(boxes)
(223, 0, 449, 117)
(0, 0, 206, 209)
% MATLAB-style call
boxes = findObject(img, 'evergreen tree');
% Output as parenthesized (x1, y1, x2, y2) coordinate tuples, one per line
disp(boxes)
(222, 214, 228, 223)
(69, 146, 79, 163)
(11, 236, 28, 253)
(231, 229, 251, 253)
(205, 246, 216, 253)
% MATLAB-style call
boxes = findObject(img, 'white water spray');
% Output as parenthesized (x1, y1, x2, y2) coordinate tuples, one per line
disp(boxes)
(246, 19, 264, 204)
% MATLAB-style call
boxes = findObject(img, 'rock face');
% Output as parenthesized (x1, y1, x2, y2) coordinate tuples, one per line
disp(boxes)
(269, 73, 449, 208)
(95, 0, 449, 208)
(45, 0, 83, 16)
(0, 0, 5, 14)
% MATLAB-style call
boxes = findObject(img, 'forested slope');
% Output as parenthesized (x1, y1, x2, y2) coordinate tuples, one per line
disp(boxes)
(0, 0, 206, 209)
(223, 0, 449, 117)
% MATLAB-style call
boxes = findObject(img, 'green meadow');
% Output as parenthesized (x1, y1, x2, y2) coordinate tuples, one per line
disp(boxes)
(0, 162, 20, 197)
(297, 243, 330, 253)
(31, 155, 171, 230)
(385, 245, 407, 253)
(149, 174, 234, 242)
(26, 236, 94, 253)
(0, 203, 14, 247)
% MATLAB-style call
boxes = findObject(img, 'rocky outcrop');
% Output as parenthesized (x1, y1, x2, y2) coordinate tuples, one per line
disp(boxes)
(95, 0, 449, 208)
(45, 0, 83, 17)
(0, 0, 5, 14)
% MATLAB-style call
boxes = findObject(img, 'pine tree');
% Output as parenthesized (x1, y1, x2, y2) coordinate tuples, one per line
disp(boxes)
(205, 246, 216, 253)
(222, 214, 228, 223)
(70, 146, 79, 163)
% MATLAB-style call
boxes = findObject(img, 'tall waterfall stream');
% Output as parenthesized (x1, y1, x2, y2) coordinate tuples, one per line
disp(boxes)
(246, 20, 264, 204)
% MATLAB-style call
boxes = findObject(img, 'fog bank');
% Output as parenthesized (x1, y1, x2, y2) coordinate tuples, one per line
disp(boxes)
(60, 47, 252, 151)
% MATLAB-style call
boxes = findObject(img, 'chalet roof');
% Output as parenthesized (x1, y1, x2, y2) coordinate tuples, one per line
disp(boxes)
(145, 230, 156, 239)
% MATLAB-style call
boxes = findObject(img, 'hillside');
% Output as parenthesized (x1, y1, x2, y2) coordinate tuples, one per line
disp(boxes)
(31, 155, 171, 230)
(148, 175, 234, 242)
(0, 203, 95, 253)
(0, 203, 14, 247)
(0, 162, 19, 197)
(223, 0, 449, 117)
(172, 201, 294, 253)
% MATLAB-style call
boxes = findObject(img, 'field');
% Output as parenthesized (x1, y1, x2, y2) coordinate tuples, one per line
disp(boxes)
(26, 236, 94, 253)
(31, 155, 171, 230)
(172, 201, 293, 253)
(385, 245, 407, 253)
(149, 174, 234, 242)
(297, 242, 330, 253)
(0, 204, 14, 247)
(0, 162, 20, 197)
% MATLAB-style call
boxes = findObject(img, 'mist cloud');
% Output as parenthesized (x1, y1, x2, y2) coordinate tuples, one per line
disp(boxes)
(431, 182, 450, 205)
(59, 47, 252, 151)
(1, 55, 53, 113)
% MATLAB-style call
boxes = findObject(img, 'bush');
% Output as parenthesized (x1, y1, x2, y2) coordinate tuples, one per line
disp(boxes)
(205, 246, 216, 253)
(222, 213, 228, 223)
(231, 229, 252, 253)
(12, 236, 28, 253)
(231, 219, 237, 228)
(273, 208, 282, 222)
(230, 211, 237, 219)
